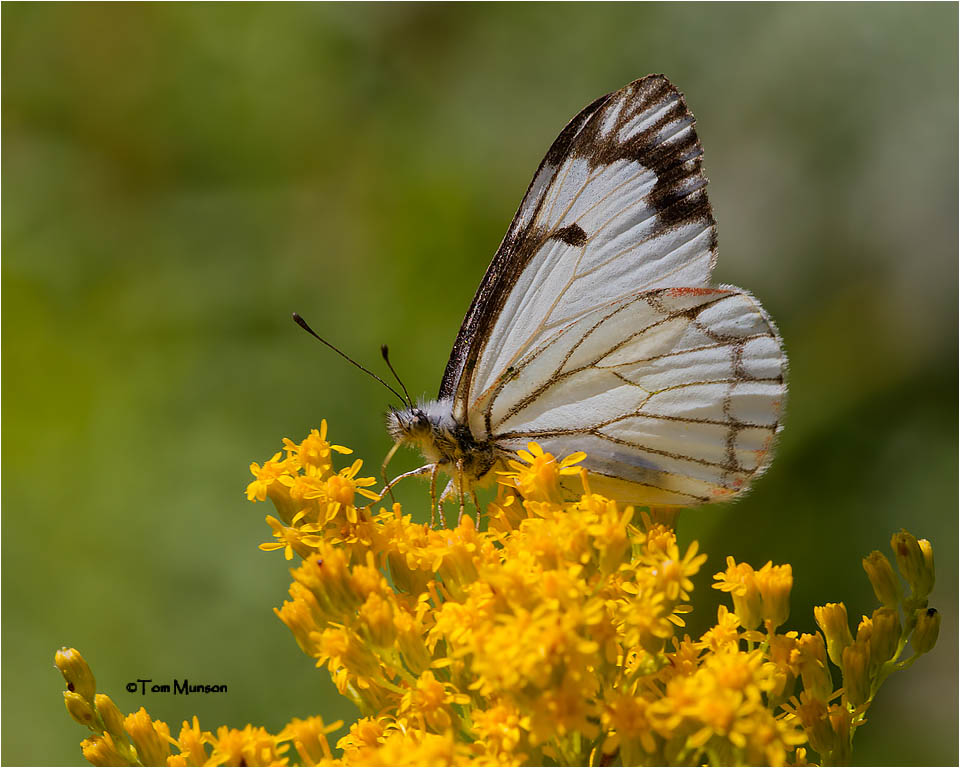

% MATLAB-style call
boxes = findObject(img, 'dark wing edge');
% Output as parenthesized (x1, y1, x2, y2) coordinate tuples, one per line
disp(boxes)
(439, 75, 718, 417)
(437, 89, 613, 400)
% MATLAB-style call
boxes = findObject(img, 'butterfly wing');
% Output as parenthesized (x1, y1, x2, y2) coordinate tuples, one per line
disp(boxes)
(485, 287, 786, 505)
(440, 75, 786, 505)
(440, 75, 718, 427)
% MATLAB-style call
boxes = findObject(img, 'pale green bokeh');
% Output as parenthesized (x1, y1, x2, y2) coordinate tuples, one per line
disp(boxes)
(3, 3, 956, 764)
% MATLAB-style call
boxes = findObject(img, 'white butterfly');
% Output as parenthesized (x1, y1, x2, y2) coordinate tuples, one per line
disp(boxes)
(384, 75, 786, 515)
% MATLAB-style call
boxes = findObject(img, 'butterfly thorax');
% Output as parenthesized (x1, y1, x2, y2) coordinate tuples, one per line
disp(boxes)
(387, 398, 498, 483)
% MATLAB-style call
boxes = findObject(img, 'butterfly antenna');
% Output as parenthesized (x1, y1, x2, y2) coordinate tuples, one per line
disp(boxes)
(291, 313, 407, 405)
(380, 345, 413, 409)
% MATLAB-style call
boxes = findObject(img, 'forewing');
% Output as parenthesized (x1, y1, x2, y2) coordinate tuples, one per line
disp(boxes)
(485, 287, 787, 506)
(441, 75, 718, 421)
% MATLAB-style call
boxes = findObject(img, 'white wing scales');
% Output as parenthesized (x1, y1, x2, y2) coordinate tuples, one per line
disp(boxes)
(435, 75, 787, 508)
(483, 288, 786, 505)
(466, 78, 718, 409)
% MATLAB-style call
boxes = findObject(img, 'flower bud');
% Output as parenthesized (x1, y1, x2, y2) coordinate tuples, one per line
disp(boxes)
(281, 715, 342, 765)
(918, 539, 935, 594)
(276, 586, 323, 656)
(797, 633, 833, 702)
(862, 550, 900, 608)
(913, 607, 940, 655)
(359, 592, 396, 648)
(891, 530, 934, 598)
(124, 707, 171, 766)
(814, 603, 854, 667)
(828, 705, 853, 764)
(55, 647, 96, 701)
(80, 733, 127, 767)
(94, 694, 127, 743)
(766, 633, 800, 707)
(757, 562, 792, 630)
(854, 613, 873, 648)
(869, 607, 900, 666)
(713, 557, 762, 630)
(64, 690, 98, 729)
(841, 642, 871, 707)
(796, 695, 835, 755)
(319, 627, 382, 680)
(394, 610, 432, 675)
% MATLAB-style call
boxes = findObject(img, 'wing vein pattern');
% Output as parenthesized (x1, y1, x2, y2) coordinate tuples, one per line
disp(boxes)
(436, 75, 786, 508)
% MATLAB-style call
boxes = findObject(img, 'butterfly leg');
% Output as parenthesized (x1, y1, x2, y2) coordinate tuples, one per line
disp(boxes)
(437, 480, 457, 502)
(380, 441, 403, 505)
(455, 459, 466, 526)
(374, 464, 435, 511)
(471, 489, 482, 529)
(429, 464, 440, 528)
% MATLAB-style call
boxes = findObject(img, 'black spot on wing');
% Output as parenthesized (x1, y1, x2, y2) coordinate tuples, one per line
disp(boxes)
(552, 223, 588, 247)
(438, 91, 614, 407)
(439, 76, 719, 422)
(574, 75, 716, 234)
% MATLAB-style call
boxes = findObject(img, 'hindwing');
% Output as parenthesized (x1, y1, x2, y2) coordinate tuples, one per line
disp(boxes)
(482, 287, 787, 505)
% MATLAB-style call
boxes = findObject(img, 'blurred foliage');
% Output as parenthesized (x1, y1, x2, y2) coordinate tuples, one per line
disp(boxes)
(2, 3, 956, 765)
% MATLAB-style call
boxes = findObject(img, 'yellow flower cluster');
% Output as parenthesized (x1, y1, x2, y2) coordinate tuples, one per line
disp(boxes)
(53, 649, 343, 768)
(57, 423, 940, 766)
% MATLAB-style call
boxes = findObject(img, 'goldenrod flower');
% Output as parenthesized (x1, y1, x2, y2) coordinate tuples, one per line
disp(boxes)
(64, 690, 98, 729)
(712, 557, 763, 630)
(173, 716, 211, 766)
(206, 724, 289, 766)
(918, 539, 935, 588)
(123, 708, 171, 766)
(766, 631, 800, 705)
(94, 695, 128, 745)
(796, 633, 833, 703)
(841, 642, 871, 707)
(793, 693, 835, 755)
(260, 513, 323, 560)
(80, 732, 130, 767)
(891, 529, 934, 598)
(698, 604, 743, 653)
(601, 691, 657, 762)
(499, 441, 585, 502)
(55, 646, 97, 701)
(284, 420, 352, 474)
(279, 716, 343, 765)
(862, 550, 900, 608)
(246, 452, 289, 501)
(756, 562, 792, 631)
(57, 424, 941, 767)
(869, 607, 900, 667)
(913, 607, 941, 655)
(327, 458, 381, 513)
(472, 700, 529, 763)
(813, 603, 854, 667)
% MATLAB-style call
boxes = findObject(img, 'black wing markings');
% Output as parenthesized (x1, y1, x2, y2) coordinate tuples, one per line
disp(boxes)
(439, 75, 718, 426)
(437, 92, 611, 406)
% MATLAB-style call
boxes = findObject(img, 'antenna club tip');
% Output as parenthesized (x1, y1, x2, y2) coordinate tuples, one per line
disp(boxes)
(381, 344, 389, 356)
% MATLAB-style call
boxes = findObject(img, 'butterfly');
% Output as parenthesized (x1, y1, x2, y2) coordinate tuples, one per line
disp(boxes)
(383, 74, 787, 518)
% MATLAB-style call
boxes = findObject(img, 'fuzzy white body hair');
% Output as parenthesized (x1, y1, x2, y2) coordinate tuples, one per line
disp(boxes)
(386, 398, 498, 487)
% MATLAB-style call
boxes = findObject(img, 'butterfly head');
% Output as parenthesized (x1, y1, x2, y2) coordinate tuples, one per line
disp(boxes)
(386, 398, 464, 461)
(387, 398, 455, 439)
(386, 406, 433, 442)
(386, 398, 498, 488)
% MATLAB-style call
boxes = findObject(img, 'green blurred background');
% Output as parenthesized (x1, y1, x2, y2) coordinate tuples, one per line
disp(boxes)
(3, 3, 956, 764)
